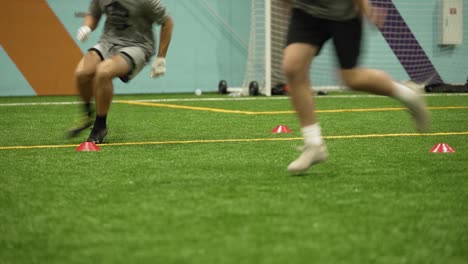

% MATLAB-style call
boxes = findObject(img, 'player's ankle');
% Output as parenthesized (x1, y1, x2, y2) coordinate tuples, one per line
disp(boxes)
(392, 82, 419, 107)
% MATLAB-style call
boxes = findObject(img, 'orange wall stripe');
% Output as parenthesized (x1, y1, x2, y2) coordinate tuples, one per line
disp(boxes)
(0, 0, 83, 95)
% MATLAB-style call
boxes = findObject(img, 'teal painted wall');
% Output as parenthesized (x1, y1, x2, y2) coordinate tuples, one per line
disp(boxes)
(0, 0, 466, 96)
(0, 46, 36, 96)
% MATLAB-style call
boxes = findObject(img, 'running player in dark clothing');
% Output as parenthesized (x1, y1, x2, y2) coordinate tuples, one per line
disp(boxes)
(68, 0, 174, 144)
(283, 0, 430, 173)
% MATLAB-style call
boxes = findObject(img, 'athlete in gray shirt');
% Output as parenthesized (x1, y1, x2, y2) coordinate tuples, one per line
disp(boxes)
(293, 0, 357, 21)
(68, 0, 174, 144)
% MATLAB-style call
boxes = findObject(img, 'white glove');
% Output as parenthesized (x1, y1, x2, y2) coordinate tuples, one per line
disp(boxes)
(151, 57, 166, 78)
(76, 26, 92, 42)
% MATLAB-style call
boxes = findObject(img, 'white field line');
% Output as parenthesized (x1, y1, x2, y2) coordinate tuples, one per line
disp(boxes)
(0, 93, 467, 107)
(0, 101, 82, 106)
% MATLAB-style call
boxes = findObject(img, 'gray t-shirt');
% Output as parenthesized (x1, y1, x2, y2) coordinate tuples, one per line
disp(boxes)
(293, 0, 358, 21)
(88, 0, 169, 58)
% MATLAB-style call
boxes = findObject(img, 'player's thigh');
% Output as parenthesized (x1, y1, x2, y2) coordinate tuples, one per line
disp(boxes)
(339, 68, 362, 87)
(283, 43, 318, 76)
(76, 50, 102, 75)
(284, 9, 327, 76)
(95, 55, 132, 79)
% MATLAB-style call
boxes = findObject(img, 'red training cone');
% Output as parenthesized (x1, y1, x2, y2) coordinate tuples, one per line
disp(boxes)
(272, 125, 292, 133)
(75, 142, 101, 152)
(429, 143, 455, 153)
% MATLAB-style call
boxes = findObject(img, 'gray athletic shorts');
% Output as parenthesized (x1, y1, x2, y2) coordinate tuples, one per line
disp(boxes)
(89, 40, 148, 83)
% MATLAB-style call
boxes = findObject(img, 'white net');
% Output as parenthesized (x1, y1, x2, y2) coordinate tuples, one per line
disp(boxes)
(243, 0, 290, 96)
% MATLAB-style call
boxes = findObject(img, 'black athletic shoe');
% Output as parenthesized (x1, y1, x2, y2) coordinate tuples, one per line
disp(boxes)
(87, 127, 108, 144)
(67, 115, 93, 138)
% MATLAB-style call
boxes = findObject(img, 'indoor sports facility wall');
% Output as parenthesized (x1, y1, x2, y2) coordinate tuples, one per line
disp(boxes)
(311, 0, 468, 88)
(0, 0, 250, 96)
(0, 0, 466, 96)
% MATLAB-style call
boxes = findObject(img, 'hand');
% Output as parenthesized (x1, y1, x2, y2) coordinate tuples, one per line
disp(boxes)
(76, 26, 92, 42)
(151, 57, 166, 78)
(368, 6, 387, 30)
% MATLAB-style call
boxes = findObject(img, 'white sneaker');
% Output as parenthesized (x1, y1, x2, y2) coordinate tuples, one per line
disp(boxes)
(287, 143, 328, 174)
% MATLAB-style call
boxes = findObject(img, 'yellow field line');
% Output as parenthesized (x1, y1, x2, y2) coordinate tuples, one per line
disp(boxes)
(117, 100, 256, 114)
(427, 106, 468, 110)
(117, 100, 468, 115)
(324, 131, 468, 139)
(1, 131, 467, 151)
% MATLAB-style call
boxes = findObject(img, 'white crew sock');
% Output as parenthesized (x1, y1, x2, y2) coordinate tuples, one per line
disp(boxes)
(302, 123, 324, 145)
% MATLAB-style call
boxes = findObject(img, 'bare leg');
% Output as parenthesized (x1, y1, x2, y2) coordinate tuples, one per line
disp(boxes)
(75, 51, 102, 103)
(86, 54, 131, 144)
(93, 55, 130, 117)
(340, 67, 430, 132)
(67, 51, 102, 138)
(340, 68, 395, 95)
(282, 43, 318, 127)
(283, 43, 328, 174)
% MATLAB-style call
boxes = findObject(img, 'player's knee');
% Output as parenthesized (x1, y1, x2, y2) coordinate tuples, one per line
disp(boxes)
(341, 70, 364, 90)
(343, 77, 361, 90)
(282, 60, 302, 80)
(95, 63, 114, 81)
(75, 68, 94, 83)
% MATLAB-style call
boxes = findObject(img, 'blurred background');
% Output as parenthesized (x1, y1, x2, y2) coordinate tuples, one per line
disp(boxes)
(0, 0, 466, 96)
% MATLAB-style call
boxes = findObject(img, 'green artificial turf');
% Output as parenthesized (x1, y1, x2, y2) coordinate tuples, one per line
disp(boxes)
(0, 92, 467, 264)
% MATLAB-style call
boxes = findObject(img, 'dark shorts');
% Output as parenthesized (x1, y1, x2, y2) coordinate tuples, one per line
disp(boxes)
(286, 8, 363, 69)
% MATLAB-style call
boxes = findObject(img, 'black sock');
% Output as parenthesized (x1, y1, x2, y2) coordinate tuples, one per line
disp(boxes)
(83, 102, 93, 117)
(94, 115, 107, 130)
